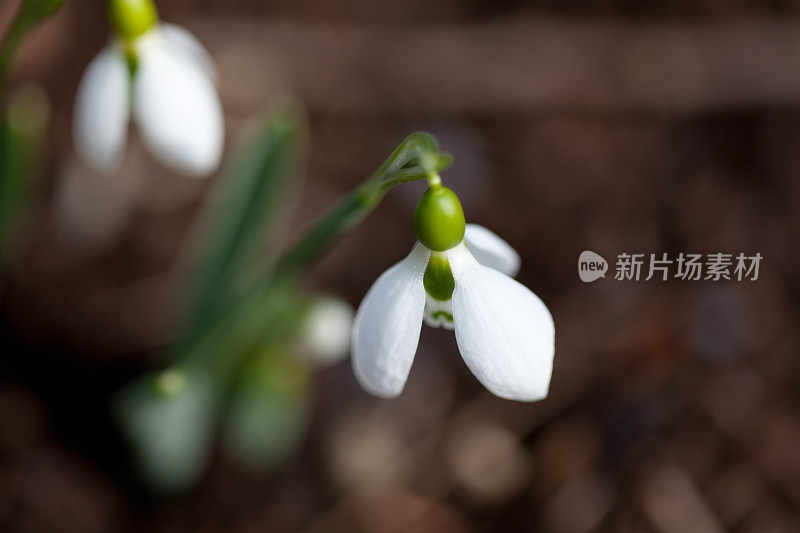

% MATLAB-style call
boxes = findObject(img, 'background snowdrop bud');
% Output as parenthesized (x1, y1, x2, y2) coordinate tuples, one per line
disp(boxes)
(413, 185, 465, 251)
(151, 367, 187, 398)
(222, 348, 310, 473)
(108, 0, 157, 41)
(301, 296, 355, 366)
(113, 364, 214, 496)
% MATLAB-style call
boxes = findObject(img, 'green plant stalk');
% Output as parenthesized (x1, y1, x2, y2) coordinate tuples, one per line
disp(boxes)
(270, 132, 451, 279)
(181, 102, 306, 340)
(0, 84, 49, 261)
(0, 0, 65, 81)
(174, 132, 451, 385)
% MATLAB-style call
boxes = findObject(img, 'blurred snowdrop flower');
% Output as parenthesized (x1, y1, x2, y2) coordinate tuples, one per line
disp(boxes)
(73, 0, 223, 177)
(301, 296, 355, 366)
(113, 366, 215, 496)
(352, 183, 554, 401)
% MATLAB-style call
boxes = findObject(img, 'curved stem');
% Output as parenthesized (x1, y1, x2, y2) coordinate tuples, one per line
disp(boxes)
(174, 132, 451, 376)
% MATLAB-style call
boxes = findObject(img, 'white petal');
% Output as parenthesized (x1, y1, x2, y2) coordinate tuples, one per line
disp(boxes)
(72, 45, 130, 172)
(464, 223, 521, 277)
(423, 294, 454, 330)
(449, 244, 554, 401)
(352, 243, 430, 398)
(158, 23, 217, 82)
(133, 35, 224, 177)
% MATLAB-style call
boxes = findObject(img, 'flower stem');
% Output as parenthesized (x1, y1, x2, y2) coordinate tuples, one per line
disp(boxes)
(426, 171, 442, 188)
(173, 132, 451, 376)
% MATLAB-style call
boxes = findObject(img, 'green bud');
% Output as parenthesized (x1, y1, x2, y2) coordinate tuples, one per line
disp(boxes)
(413, 186, 465, 251)
(423, 252, 455, 301)
(151, 368, 187, 398)
(108, 0, 157, 41)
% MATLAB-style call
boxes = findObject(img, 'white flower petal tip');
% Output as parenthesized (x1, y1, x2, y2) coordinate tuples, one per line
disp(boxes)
(72, 46, 130, 173)
(302, 297, 355, 367)
(158, 24, 218, 82)
(464, 224, 521, 277)
(352, 244, 430, 398)
(133, 35, 224, 177)
(449, 245, 555, 402)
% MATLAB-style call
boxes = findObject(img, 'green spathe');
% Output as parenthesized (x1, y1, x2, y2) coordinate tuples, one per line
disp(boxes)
(413, 185, 465, 251)
(108, 0, 157, 41)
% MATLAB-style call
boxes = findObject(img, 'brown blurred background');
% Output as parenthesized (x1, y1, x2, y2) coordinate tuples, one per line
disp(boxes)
(2, 0, 800, 531)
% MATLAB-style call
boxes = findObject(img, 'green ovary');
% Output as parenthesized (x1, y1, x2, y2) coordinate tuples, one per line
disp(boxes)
(413, 186, 465, 251)
(108, 0, 158, 41)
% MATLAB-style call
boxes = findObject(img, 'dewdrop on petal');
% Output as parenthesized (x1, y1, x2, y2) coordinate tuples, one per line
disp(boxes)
(351, 173, 555, 402)
(73, 0, 223, 177)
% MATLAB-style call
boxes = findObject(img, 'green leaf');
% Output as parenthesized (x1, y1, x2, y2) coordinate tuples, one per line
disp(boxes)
(0, 0, 65, 81)
(177, 278, 308, 385)
(178, 99, 307, 341)
(0, 83, 50, 262)
(114, 99, 309, 495)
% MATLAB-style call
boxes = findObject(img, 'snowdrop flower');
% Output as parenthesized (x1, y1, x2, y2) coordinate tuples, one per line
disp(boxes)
(73, 0, 223, 177)
(352, 177, 554, 402)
